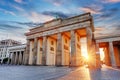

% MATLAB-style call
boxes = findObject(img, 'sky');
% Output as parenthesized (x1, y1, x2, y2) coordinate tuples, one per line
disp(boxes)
(0, 0, 120, 43)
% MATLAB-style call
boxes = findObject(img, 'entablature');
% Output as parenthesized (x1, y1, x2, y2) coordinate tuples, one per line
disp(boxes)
(25, 13, 93, 36)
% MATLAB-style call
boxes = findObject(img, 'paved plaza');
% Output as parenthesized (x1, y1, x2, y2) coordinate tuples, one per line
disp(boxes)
(0, 65, 120, 80)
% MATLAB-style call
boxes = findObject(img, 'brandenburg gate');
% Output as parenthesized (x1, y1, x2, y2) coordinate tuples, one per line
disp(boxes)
(25, 13, 101, 68)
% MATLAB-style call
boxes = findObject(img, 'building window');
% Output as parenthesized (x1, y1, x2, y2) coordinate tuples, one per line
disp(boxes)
(40, 47, 42, 51)
(65, 39, 67, 43)
(51, 41, 54, 45)
(32, 48, 34, 52)
(77, 44, 80, 49)
(77, 36, 79, 41)
(50, 47, 54, 51)
(64, 45, 68, 50)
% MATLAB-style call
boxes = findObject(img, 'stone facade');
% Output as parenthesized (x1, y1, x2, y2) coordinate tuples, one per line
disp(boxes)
(0, 39, 21, 63)
(8, 44, 26, 65)
(25, 13, 100, 68)
(96, 36, 120, 68)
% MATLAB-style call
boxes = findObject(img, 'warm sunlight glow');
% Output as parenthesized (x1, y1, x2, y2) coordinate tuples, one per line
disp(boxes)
(83, 51, 89, 60)
(81, 38, 89, 61)
(99, 48, 105, 61)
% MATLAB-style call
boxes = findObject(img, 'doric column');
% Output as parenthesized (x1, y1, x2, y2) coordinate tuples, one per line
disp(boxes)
(36, 39, 42, 65)
(36, 39, 40, 65)
(7, 52, 11, 64)
(21, 51, 24, 65)
(42, 36, 47, 65)
(11, 52, 14, 65)
(86, 27, 97, 68)
(109, 41, 116, 67)
(15, 52, 18, 65)
(96, 43, 101, 68)
(24, 39, 30, 65)
(29, 40, 33, 65)
(56, 33, 62, 66)
(33, 37, 38, 65)
(10, 52, 13, 64)
(70, 30, 76, 66)
(104, 46, 111, 66)
(21, 51, 26, 65)
(18, 51, 22, 65)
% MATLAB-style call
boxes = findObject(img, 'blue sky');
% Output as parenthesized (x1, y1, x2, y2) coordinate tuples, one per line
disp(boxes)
(0, 0, 120, 43)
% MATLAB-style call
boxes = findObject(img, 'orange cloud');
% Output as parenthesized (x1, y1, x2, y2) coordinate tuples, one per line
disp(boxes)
(79, 7, 101, 14)
(102, 0, 120, 3)
(95, 27, 105, 31)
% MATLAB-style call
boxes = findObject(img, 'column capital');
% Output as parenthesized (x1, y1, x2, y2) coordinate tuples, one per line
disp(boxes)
(34, 37, 39, 40)
(70, 30, 75, 34)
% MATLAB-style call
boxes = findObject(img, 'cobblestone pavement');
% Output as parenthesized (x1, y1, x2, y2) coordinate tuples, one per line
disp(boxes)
(57, 65, 120, 80)
(0, 65, 71, 80)
(0, 65, 120, 80)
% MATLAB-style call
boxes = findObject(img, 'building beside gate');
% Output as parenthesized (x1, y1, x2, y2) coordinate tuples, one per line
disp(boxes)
(25, 13, 101, 68)
(0, 39, 21, 63)
(96, 35, 120, 68)
(8, 44, 26, 65)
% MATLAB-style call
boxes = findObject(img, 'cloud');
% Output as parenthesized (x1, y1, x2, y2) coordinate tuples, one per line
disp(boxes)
(0, 21, 42, 29)
(0, 21, 29, 43)
(109, 7, 120, 12)
(14, 0, 23, 3)
(95, 27, 106, 31)
(0, 24, 22, 30)
(94, 27, 112, 38)
(0, 20, 45, 43)
(0, 8, 16, 16)
(11, 5, 24, 11)
(79, 4, 102, 14)
(14, 0, 27, 4)
(25, 11, 54, 23)
(45, 0, 67, 6)
(0, 31, 26, 43)
(94, 20, 120, 38)
(94, 28, 120, 38)
(16, 22, 43, 27)
(95, 7, 120, 22)
(99, 13, 113, 19)
(79, 7, 99, 14)
(42, 11, 71, 18)
(101, 0, 120, 3)
(0, 22, 25, 31)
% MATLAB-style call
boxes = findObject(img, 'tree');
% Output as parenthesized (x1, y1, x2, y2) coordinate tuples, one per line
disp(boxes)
(3, 58, 8, 64)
